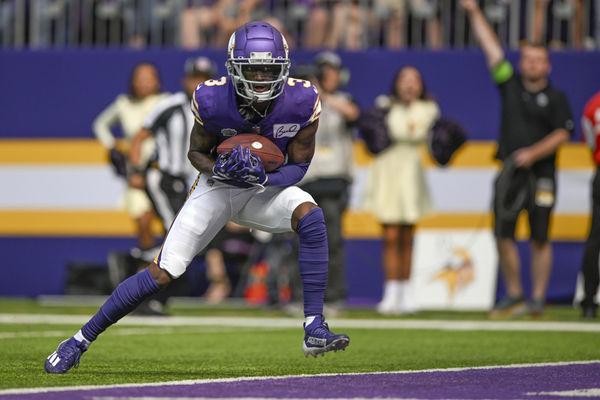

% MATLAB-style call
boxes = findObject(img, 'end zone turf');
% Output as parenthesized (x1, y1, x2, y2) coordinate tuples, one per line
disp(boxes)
(1, 361, 599, 400)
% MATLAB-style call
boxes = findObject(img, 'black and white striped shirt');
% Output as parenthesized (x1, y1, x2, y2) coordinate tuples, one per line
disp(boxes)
(142, 92, 196, 181)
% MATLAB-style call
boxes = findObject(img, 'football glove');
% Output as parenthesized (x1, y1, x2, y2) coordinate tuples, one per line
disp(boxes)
(212, 145, 267, 187)
(236, 146, 268, 186)
(212, 145, 246, 180)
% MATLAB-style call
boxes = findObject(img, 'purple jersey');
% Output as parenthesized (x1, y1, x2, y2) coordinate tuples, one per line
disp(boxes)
(191, 76, 321, 156)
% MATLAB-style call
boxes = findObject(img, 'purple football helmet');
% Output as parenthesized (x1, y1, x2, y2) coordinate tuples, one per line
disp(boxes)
(226, 21, 290, 102)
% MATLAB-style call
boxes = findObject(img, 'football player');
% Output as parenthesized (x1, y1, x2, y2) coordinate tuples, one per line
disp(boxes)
(44, 21, 349, 374)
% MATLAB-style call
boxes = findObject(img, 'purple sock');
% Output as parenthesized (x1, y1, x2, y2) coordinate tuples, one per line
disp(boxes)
(296, 207, 328, 317)
(81, 268, 161, 341)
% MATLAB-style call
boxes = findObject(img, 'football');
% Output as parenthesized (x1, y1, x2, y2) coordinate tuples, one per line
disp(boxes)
(216, 134, 284, 172)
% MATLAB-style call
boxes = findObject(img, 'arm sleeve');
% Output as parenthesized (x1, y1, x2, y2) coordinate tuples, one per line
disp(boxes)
(266, 162, 310, 187)
(551, 93, 575, 137)
(92, 99, 120, 149)
(491, 60, 514, 85)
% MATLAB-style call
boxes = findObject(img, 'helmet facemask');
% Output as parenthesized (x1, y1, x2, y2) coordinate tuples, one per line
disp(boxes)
(227, 55, 290, 102)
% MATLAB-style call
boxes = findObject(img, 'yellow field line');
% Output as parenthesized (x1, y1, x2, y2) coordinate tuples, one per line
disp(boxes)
(0, 210, 164, 236)
(342, 211, 590, 240)
(0, 210, 589, 240)
(1, 139, 595, 169)
(0, 139, 129, 165)
(354, 140, 594, 169)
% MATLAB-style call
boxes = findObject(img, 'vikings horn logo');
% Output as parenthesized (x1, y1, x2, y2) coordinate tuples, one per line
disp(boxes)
(431, 247, 474, 298)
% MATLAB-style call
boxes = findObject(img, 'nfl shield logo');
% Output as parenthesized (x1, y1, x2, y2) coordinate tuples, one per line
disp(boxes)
(221, 128, 237, 137)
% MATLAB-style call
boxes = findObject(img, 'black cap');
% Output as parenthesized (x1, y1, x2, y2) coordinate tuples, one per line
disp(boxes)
(184, 56, 217, 78)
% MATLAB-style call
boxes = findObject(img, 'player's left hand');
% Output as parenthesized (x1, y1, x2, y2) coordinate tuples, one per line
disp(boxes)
(237, 146, 268, 186)
(213, 145, 267, 186)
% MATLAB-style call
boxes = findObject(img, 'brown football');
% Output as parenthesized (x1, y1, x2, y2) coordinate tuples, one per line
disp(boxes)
(216, 134, 284, 172)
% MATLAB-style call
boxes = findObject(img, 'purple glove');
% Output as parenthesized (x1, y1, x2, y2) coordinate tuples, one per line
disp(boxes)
(236, 146, 267, 186)
(212, 145, 246, 180)
(212, 145, 267, 186)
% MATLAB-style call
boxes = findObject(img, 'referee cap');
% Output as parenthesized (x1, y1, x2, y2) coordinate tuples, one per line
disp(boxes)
(184, 56, 217, 78)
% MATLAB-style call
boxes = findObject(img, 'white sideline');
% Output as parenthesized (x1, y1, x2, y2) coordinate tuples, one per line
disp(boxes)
(1, 313, 600, 332)
(90, 398, 428, 400)
(90, 397, 422, 400)
(0, 360, 598, 396)
(0, 326, 259, 339)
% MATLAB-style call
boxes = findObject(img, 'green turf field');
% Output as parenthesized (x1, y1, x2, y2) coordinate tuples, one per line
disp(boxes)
(1, 298, 599, 390)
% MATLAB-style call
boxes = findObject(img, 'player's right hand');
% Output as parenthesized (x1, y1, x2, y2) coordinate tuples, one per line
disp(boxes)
(212, 146, 267, 187)
(212, 146, 246, 181)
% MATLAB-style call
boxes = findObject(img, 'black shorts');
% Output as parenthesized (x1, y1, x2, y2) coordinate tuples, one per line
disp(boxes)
(145, 169, 188, 230)
(493, 165, 556, 242)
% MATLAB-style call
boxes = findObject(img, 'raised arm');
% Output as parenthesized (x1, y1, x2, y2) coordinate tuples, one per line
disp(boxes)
(461, 0, 505, 69)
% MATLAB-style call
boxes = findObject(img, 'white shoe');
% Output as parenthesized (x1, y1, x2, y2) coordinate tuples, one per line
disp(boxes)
(376, 280, 402, 315)
(376, 298, 396, 314)
(395, 280, 415, 315)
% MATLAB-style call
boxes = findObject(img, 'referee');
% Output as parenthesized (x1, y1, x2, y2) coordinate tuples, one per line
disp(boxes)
(130, 57, 216, 230)
(462, 0, 574, 317)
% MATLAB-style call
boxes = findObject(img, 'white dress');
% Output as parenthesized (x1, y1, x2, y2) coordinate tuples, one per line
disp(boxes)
(364, 99, 440, 224)
(93, 93, 169, 218)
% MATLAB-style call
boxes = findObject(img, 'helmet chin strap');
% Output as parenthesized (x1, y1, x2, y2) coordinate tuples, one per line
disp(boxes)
(248, 95, 259, 106)
(242, 95, 272, 118)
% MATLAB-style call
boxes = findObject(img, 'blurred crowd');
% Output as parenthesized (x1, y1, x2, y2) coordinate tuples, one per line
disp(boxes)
(0, 0, 597, 49)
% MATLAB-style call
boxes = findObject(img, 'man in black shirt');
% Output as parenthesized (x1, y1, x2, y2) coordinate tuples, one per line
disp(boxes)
(462, 0, 574, 317)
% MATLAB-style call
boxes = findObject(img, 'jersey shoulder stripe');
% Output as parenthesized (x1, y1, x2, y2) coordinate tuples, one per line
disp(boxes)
(191, 98, 202, 125)
(191, 77, 229, 126)
(283, 79, 321, 128)
(309, 94, 321, 124)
